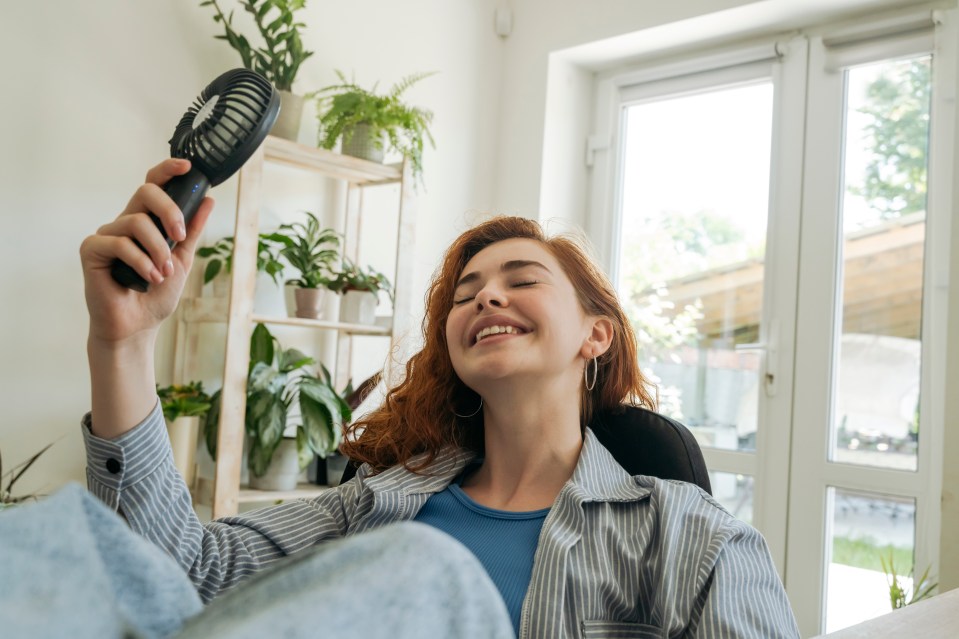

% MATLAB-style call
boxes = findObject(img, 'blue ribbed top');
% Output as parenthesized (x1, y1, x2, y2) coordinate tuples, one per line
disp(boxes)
(414, 467, 549, 633)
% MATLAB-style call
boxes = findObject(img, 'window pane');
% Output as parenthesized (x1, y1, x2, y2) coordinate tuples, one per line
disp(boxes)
(832, 56, 930, 471)
(825, 488, 916, 633)
(616, 81, 773, 452)
(709, 471, 753, 524)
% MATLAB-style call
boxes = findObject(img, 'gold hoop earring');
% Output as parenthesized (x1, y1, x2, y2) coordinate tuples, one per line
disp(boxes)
(584, 356, 598, 391)
(453, 397, 483, 418)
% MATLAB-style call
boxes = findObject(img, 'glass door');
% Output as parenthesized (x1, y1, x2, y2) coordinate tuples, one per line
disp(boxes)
(787, 21, 951, 634)
(608, 44, 808, 571)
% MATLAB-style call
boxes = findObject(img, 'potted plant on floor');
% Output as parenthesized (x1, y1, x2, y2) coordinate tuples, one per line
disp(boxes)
(326, 258, 393, 325)
(157, 381, 213, 487)
(204, 323, 351, 490)
(197, 233, 286, 298)
(201, 0, 315, 141)
(314, 70, 436, 186)
(264, 211, 341, 319)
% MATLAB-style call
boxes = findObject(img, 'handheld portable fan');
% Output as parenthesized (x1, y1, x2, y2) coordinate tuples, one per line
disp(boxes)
(111, 68, 280, 291)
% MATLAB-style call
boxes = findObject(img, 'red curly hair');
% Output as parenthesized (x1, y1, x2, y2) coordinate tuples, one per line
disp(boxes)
(340, 216, 656, 473)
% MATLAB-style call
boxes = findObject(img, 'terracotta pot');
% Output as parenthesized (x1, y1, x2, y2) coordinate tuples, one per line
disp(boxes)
(293, 287, 325, 319)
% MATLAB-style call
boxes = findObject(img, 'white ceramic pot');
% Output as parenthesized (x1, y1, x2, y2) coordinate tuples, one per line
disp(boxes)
(249, 438, 300, 491)
(166, 416, 200, 488)
(339, 290, 377, 325)
(272, 90, 306, 142)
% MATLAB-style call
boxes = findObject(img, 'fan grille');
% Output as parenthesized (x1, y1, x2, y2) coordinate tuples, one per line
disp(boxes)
(169, 69, 279, 186)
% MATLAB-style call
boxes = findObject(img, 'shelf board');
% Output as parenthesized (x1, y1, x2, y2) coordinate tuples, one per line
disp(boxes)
(193, 477, 330, 507)
(180, 298, 392, 335)
(263, 135, 402, 185)
(250, 313, 392, 335)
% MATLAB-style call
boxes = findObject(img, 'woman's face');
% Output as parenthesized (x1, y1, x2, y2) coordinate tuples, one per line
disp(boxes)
(445, 238, 595, 393)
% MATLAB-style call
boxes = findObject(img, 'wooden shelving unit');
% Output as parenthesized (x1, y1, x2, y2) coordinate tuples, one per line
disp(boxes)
(175, 135, 416, 518)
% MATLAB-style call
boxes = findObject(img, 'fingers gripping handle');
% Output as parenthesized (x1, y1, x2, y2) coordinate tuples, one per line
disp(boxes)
(110, 167, 211, 292)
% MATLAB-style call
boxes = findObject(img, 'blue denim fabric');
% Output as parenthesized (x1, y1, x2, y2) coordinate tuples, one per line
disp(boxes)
(0, 484, 514, 639)
(0, 483, 201, 638)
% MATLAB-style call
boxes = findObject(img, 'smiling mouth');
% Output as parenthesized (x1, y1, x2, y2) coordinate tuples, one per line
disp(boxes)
(474, 325, 526, 344)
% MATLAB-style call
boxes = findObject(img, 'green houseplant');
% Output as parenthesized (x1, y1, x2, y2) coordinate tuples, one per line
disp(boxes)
(157, 381, 213, 487)
(201, 0, 315, 139)
(880, 550, 938, 610)
(157, 381, 213, 422)
(314, 71, 436, 185)
(327, 258, 393, 325)
(204, 323, 352, 489)
(197, 233, 286, 293)
(264, 211, 341, 318)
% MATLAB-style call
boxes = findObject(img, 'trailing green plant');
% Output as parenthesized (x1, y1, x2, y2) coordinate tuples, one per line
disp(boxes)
(314, 70, 436, 185)
(197, 234, 286, 286)
(880, 549, 937, 610)
(157, 381, 213, 423)
(1, 443, 54, 511)
(201, 0, 314, 91)
(204, 323, 352, 477)
(264, 211, 341, 288)
(326, 258, 393, 301)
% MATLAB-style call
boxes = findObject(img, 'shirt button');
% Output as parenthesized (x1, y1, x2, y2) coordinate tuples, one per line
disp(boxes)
(106, 458, 122, 474)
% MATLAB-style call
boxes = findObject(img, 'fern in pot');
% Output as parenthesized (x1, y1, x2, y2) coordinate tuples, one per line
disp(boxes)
(204, 323, 351, 490)
(314, 70, 435, 186)
(201, 0, 315, 140)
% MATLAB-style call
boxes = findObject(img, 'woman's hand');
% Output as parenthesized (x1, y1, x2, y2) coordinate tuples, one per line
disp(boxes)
(80, 158, 214, 438)
(80, 158, 214, 345)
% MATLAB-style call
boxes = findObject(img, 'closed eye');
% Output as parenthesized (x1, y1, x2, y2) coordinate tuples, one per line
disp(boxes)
(511, 280, 539, 288)
(453, 296, 474, 305)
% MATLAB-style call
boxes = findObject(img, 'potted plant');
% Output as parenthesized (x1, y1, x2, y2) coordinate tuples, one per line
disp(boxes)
(157, 381, 212, 487)
(880, 550, 938, 609)
(264, 211, 341, 319)
(201, 0, 315, 140)
(326, 258, 393, 325)
(314, 70, 436, 185)
(204, 323, 351, 490)
(197, 233, 286, 297)
(1, 443, 54, 511)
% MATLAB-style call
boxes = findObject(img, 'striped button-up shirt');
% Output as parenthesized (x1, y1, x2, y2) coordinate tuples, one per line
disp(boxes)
(83, 401, 799, 638)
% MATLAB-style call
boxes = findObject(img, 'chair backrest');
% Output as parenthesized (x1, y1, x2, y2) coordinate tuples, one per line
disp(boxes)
(588, 405, 711, 494)
(340, 405, 710, 495)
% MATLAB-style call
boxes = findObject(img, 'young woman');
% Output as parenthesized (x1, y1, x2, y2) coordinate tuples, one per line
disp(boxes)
(79, 159, 799, 638)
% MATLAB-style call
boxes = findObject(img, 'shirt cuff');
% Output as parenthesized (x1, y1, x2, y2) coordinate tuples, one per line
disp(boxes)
(81, 399, 172, 509)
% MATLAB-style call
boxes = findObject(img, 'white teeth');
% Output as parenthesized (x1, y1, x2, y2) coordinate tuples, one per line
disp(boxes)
(475, 325, 520, 343)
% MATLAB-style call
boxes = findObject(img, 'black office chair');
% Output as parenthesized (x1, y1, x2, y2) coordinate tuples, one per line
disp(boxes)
(340, 404, 711, 495)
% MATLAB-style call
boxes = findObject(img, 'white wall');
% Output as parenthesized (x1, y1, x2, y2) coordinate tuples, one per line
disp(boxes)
(0, 0, 503, 495)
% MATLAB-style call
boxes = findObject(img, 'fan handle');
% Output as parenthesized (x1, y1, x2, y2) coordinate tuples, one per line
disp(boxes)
(109, 166, 211, 292)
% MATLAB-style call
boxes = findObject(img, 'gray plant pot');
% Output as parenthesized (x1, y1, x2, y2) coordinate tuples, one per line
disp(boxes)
(341, 123, 385, 163)
(325, 454, 349, 487)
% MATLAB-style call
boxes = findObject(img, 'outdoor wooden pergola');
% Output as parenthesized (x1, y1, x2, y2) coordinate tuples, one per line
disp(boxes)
(652, 213, 925, 342)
